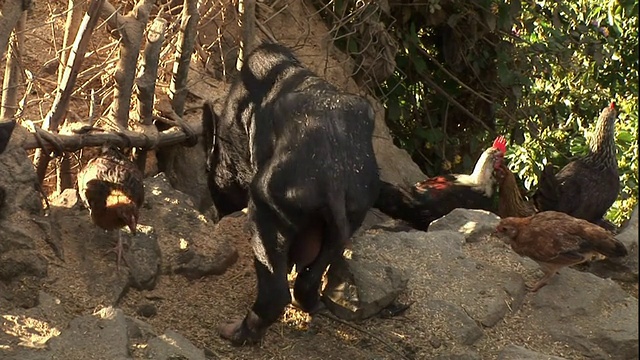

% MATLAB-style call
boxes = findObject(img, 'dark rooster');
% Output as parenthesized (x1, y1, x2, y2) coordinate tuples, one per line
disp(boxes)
(495, 162, 537, 218)
(495, 211, 628, 292)
(534, 102, 619, 229)
(375, 136, 507, 230)
(77, 146, 145, 268)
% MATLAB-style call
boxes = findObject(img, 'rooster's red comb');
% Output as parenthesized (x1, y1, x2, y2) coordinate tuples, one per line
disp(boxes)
(493, 135, 507, 153)
(610, 101, 615, 110)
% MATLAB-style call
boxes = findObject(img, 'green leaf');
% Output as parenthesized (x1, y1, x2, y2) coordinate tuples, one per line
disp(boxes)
(617, 130, 634, 142)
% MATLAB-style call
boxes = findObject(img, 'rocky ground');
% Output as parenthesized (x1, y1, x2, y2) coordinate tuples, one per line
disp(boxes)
(0, 0, 638, 359)
(0, 139, 638, 359)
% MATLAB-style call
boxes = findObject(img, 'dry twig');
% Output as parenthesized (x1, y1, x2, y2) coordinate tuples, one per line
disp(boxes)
(55, 0, 86, 192)
(33, 0, 106, 184)
(317, 311, 411, 360)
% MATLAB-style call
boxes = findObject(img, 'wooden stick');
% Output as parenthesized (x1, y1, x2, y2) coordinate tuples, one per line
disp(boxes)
(135, 16, 167, 172)
(235, 0, 253, 71)
(137, 16, 167, 126)
(0, 12, 25, 121)
(107, 0, 155, 127)
(22, 123, 202, 153)
(170, 0, 199, 118)
(33, 0, 105, 184)
(55, 0, 85, 192)
(0, 0, 26, 60)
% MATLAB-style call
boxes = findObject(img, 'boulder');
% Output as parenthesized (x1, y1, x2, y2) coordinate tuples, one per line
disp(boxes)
(498, 344, 568, 360)
(529, 269, 638, 360)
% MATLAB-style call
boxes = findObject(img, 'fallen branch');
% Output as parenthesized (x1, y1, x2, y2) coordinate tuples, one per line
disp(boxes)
(22, 124, 202, 153)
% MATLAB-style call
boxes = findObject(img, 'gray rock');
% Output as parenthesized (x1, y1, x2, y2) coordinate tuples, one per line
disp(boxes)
(46, 307, 132, 360)
(529, 269, 638, 360)
(0, 146, 44, 216)
(126, 315, 158, 341)
(174, 246, 239, 279)
(0, 223, 37, 253)
(48, 188, 81, 209)
(425, 300, 484, 345)
(325, 221, 528, 348)
(498, 344, 567, 360)
(355, 208, 395, 234)
(586, 207, 638, 282)
(0, 249, 47, 280)
(146, 329, 206, 360)
(155, 110, 214, 215)
(429, 208, 500, 243)
(435, 351, 482, 360)
(142, 173, 238, 278)
(126, 225, 161, 290)
(323, 255, 408, 321)
(369, 95, 426, 186)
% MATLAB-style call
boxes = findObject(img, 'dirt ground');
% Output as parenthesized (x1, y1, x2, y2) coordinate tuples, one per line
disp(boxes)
(4, 1, 637, 359)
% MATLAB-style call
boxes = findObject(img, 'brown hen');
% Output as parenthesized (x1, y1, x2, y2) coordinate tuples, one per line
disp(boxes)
(78, 146, 144, 268)
(495, 211, 628, 292)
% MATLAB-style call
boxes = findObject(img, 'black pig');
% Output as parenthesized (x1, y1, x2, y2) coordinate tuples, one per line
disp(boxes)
(202, 43, 380, 345)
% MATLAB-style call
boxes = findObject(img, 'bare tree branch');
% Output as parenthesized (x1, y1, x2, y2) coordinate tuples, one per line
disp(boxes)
(33, 0, 106, 185)
(55, 0, 86, 192)
(135, 16, 167, 172)
(170, 0, 199, 118)
(137, 16, 167, 126)
(235, 0, 257, 71)
(0, 12, 25, 121)
(0, 0, 27, 61)
(22, 124, 201, 153)
(107, 0, 155, 128)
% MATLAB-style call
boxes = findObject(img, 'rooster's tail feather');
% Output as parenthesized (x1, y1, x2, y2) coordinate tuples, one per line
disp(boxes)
(533, 164, 560, 211)
(374, 181, 430, 230)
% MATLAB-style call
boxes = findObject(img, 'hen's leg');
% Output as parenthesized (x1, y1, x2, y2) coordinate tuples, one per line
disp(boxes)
(104, 230, 128, 270)
(528, 264, 560, 292)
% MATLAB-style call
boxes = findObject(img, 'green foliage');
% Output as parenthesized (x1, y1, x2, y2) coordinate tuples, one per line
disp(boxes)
(500, 0, 638, 225)
(380, 0, 637, 224)
(314, 0, 637, 224)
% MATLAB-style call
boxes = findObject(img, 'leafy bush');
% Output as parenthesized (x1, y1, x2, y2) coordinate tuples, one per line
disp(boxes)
(499, 0, 638, 224)
(315, 0, 637, 224)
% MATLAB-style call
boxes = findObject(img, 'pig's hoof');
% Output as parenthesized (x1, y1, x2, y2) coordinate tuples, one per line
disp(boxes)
(218, 313, 264, 346)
